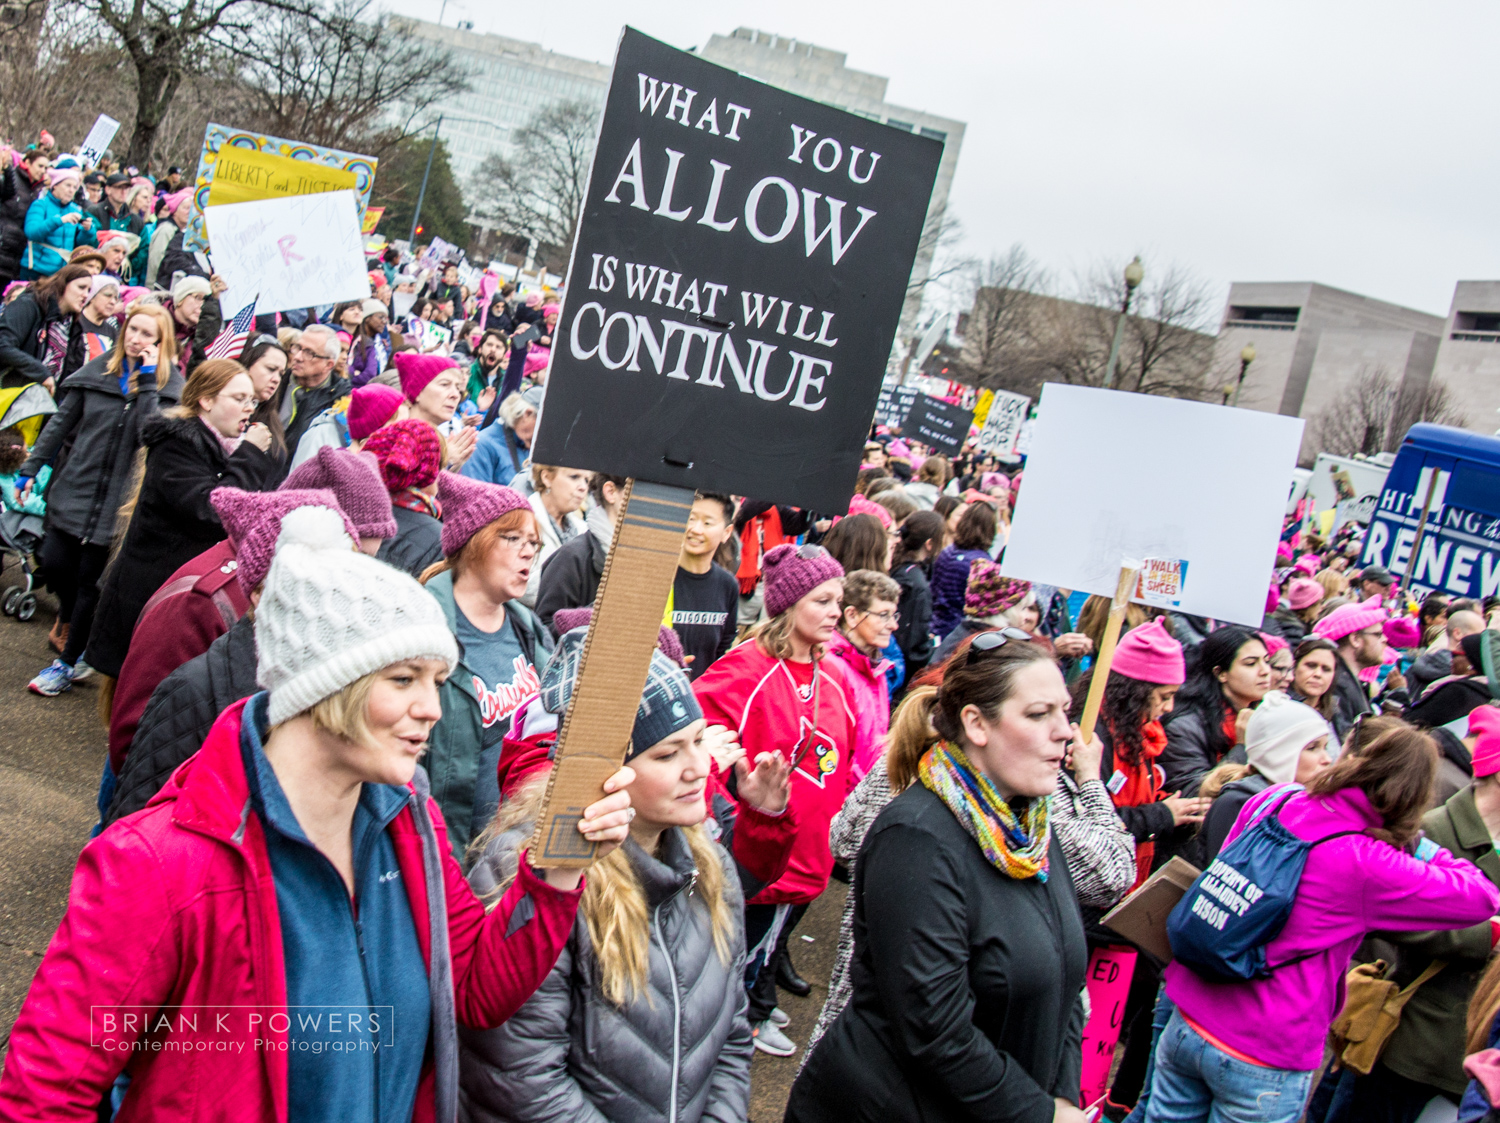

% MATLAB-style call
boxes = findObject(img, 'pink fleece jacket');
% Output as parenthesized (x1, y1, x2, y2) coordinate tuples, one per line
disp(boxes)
(826, 633, 892, 781)
(1165, 784, 1499, 1072)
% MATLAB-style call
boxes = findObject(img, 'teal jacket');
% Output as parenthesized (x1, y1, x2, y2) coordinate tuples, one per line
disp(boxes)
(24, 192, 95, 275)
(423, 570, 552, 862)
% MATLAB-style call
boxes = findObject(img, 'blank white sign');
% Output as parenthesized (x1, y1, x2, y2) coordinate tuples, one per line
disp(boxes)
(1003, 384, 1305, 626)
(205, 190, 368, 315)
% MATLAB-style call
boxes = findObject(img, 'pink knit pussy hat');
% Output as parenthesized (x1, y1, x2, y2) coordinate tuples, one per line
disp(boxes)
(1110, 617, 1186, 685)
(210, 487, 357, 596)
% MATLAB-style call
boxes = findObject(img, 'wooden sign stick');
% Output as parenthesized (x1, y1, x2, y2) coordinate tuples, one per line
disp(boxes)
(1078, 560, 1144, 744)
(527, 480, 695, 868)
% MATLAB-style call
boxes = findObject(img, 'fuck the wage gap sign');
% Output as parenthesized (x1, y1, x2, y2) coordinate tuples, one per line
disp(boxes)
(527, 28, 942, 864)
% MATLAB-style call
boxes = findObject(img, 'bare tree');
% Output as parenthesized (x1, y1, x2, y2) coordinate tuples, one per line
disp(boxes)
(467, 100, 600, 273)
(950, 244, 1052, 392)
(1312, 367, 1468, 456)
(230, 0, 471, 160)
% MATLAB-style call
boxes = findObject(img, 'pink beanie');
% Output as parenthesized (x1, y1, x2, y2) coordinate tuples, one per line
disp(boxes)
(392, 352, 459, 402)
(846, 493, 893, 529)
(762, 542, 844, 617)
(209, 487, 358, 596)
(1384, 616, 1422, 648)
(363, 419, 442, 494)
(1276, 541, 1295, 565)
(1110, 617, 1186, 685)
(1265, 583, 1280, 615)
(163, 186, 193, 214)
(347, 383, 404, 441)
(1260, 632, 1289, 656)
(283, 446, 398, 539)
(1286, 577, 1323, 610)
(1295, 554, 1321, 575)
(1312, 596, 1388, 643)
(436, 470, 530, 557)
(1469, 706, 1500, 778)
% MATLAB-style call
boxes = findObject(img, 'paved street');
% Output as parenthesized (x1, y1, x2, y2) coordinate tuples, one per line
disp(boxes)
(0, 554, 844, 1121)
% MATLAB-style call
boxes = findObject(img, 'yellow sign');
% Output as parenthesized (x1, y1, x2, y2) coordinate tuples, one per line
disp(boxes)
(207, 146, 357, 207)
(972, 388, 995, 429)
(361, 206, 386, 234)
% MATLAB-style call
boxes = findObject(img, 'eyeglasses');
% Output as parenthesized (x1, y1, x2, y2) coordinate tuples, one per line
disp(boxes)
(290, 344, 329, 360)
(858, 609, 899, 626)
(497, 533, 541, 553)
(963, 627, 1033, 666)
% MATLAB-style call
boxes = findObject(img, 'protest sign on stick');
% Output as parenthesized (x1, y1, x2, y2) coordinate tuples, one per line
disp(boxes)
(904, 394, 973, 456)
(528, 26, 943, 865)
(975, 389, 1030, 457)
(204, 190, 368, 314)
(1079, 946, 1139, 1109)
(77, 115, 120, 166)
(1004, 384, 1304, 628)
(1078, 562, 1142, 744)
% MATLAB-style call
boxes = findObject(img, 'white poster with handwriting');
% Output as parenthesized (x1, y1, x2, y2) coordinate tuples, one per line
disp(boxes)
(204, 190, 367, 314)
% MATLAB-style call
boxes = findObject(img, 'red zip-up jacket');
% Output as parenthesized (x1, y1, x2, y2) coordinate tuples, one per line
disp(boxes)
(0, 698, 581, 1123)
(694, 641, 857, 905)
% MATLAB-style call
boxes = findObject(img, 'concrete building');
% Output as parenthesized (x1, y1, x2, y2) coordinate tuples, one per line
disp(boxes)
(1213, 282, 1445, 460)
(1430, 281, 1500, 435)
(697, 28, 965, 360)
(395, 18, 609, 188)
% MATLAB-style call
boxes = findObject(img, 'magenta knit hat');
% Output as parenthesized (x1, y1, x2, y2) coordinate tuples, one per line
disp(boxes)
(1312, 596, 1388, 642)
(363, 419, 442, 494)
(964, 559, 1029, 618)
(1259, 631, 1289, 656)
(347, 384, 404, 442)
(1295, 553, 1321, 575)
(1110, 617, 1186, 685)
(392, 351, 458, 402)
(209, 487, 358, 596)
(1286, 577, 1324, 610)
(1384, 616, 1422, 648)
(762, 543, 844, 618)
(163, 186, 193, 214)
(436, 470, 529, 557)
(282, 446, 398, 539)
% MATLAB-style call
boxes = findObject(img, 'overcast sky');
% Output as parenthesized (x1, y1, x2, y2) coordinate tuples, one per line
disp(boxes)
(385, 0, 1498, 319)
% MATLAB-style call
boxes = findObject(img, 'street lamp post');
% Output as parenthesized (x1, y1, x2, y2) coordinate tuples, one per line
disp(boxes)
(409, 115, 444, 246)
(1230, 343, 1257, 408)
(1102, 256, 1144, 389)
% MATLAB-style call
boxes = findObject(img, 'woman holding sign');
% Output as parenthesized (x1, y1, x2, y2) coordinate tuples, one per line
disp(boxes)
(787, 632, 1090, 1123)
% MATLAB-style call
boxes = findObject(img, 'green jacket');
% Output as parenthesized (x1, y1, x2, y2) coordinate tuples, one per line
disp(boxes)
(422, 570, 552, 863)
(1381, 785, 1499, 1094)
(465, 358, 503, 408)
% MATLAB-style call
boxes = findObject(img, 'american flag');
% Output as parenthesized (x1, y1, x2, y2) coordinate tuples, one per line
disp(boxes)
(204, 297, 259, 360)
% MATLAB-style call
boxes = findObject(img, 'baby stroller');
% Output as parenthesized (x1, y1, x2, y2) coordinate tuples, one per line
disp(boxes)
(0, 383, 56, 622)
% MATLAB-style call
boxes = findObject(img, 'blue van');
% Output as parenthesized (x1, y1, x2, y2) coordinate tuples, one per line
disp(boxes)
(1361, 423, 1500, 600)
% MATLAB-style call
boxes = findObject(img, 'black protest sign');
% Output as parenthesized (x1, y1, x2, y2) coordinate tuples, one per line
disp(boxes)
(905, 394, 973, 455)
(532, 28, 944, 512)
(874, 384, 918, 429)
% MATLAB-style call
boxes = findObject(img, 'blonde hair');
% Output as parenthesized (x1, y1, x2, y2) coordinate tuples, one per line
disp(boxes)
(170, 358, 248, 419)
(473, 776, 735, 1006)
(530, 462, 559, 491)
(1199, 760, 1253, 801)
(106, 302, 178, 389)
(1314, 569, 1349, 598)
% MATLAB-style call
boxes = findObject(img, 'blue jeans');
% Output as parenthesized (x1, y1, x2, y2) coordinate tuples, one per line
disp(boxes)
(1143, 1010, 1315, 1123)
(1125, 990, 1176, 1123)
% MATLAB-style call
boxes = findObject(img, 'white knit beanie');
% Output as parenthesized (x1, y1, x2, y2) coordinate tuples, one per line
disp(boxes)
(255, 505, 458, 726)
(1245, 691, 1333, 785)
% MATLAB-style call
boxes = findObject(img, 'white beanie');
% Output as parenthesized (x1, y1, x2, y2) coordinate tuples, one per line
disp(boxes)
(1245, 691, 1332, 785)
(255, 505, 458, 726)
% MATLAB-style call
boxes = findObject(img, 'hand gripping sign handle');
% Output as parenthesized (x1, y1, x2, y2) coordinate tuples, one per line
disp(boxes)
(527, 481, 695, 869)
(1077, 560, 1143, 745)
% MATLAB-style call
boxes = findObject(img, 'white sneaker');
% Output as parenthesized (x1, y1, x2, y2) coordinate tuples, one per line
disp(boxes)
(70, 659, 94, 683)
(752, 1019, 796, 1056)
(769, 1007, 790, 1027)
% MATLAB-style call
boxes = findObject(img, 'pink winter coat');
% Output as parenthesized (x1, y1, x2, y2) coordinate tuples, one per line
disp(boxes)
(826, 633, 892, 781)
(0, 698, 582, 1123)
(1165, 784, 1499, 1072)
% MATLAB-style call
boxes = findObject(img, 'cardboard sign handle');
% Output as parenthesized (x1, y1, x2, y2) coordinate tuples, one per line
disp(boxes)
(1078, 563, 1143, 745)
(526, 480, 695, 869)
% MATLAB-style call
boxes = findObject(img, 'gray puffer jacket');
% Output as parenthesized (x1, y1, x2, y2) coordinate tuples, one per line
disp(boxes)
(459, 824, 751, 1123)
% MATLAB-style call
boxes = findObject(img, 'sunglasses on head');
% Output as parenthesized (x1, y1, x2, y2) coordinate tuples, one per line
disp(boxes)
(963, 627, 1033, 666)
(796, 544, 829, 560)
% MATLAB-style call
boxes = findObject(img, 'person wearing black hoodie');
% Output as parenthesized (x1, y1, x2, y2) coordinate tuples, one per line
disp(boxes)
(888, 510, 943, 688)
(0, 150, 48, 291)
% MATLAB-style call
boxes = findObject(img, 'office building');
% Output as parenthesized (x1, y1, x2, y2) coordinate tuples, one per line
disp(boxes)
(1430, 281, 1500, 435)
(698, 29, 965, 360)
(395, 18, 609, 188)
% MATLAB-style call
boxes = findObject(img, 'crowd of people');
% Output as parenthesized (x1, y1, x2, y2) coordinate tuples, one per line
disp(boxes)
(0, 132, 1498, 1123)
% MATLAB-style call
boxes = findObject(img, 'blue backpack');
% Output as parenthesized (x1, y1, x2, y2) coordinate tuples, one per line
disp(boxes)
(1167, 787, 1362, 981)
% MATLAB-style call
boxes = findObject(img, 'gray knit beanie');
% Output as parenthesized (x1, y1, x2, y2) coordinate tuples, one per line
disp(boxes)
(539, 625, 702, 757)
(255, 505, 458, 725)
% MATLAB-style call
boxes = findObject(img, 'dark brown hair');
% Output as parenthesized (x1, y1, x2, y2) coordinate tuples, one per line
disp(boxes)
(886, 639, 1055, 790)
(952, 501, 997, 550)
(891, 510, 945, 569)
(1068, 668, 1166, 768)
(1305, 715, 1436, 847)
(823, 513, 888, 575)
(30, 263, 93, 309)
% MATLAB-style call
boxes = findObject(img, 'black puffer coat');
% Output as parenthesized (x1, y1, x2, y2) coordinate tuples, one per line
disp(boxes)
(20, 355, 184, 544)
(0, 162, 41, 283)
(788, 784, 1087, 1123)
(85, 412, 278, 678)
(375, 501, 443, 579)
(460, 824, 751, 1123)
(103, 616, 257, 826)
(890, 560, 934, 681)
(0, 288, 87, 387)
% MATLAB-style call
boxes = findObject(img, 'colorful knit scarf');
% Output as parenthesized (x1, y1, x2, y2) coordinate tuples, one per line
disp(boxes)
(919, 740, 1051, 881)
